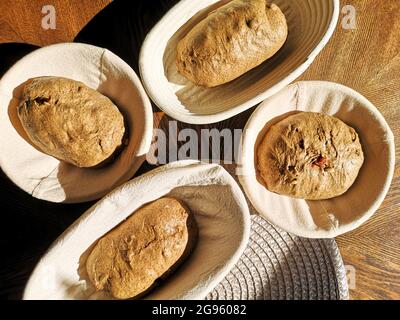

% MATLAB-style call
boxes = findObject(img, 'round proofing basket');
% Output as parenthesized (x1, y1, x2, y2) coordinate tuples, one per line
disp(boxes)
(238, 81, 395, 238)
(0, 43, 153, 203)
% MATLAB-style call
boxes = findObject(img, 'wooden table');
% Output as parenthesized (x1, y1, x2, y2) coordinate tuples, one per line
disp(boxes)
(0, 0, 399, 300)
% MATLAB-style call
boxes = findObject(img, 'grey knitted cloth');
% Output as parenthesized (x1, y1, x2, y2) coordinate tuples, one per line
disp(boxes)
(207, 215, 348, 300)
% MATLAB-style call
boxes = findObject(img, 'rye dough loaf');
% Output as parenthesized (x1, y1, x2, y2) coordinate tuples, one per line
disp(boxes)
(17, 76, 126, 168)
(257, 112, 364, 200)
(86, 197, 198, 299)
(176, 0, 288, 87)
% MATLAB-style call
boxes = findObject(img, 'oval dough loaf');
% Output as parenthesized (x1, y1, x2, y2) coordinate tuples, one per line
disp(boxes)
(17, 76, 126, 168)
(176, 0, 288, 87)
(257, 112, 364, 200)
(86, 197, 198, 299)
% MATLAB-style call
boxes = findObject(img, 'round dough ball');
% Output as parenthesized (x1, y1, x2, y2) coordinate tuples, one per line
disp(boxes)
(18, 76, 126, 168)
(257, 112, 364, 200)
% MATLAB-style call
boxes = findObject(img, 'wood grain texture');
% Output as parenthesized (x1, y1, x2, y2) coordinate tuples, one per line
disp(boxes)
(0, 0, 111, 45)
(297, 0, 400, 300)
(0, 0, 399, 300)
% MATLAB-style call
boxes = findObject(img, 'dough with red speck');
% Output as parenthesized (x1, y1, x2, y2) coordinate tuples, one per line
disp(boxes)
(257, 112, 364, 200)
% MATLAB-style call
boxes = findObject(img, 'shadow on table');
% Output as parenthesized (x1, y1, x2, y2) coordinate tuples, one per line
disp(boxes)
(74, 0, 180, 75)
(0, 43, 39, 79)
(0, 166, 95, 299)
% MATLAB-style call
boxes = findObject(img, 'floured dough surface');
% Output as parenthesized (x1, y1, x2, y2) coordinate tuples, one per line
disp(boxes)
(86, 197, 198, 299)
(176, 0, 288, 87)
(17, 76, 126, 168)
(257, 112, 364, 200)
